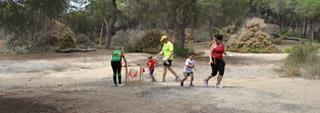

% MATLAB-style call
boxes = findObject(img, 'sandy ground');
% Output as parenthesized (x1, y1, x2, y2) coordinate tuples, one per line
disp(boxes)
(1, 44, 320, 113)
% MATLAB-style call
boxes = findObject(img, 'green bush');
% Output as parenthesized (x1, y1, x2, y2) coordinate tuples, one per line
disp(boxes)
(283, 47, 294, 53)
(284, 44, 320, 79)
(174, 47, 190, 57)
(279, 28, 289, 35)
(284, 31, 299, 37)
(278, 28, 300, 37)
(58, 33, 77, 49)
(315, 32, 320, 42)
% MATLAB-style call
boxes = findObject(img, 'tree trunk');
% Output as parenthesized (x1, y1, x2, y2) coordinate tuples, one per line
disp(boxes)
(303, 19, 308, 36)
(177, 0, 193, 49)
(99, 23, 104, 45)
(310, 19, 314, 42)
(279, 16, 282, 29)
(295, 21, 299, 33)
(300, 21, 303, 37)
(178, 25, 185, 49)
(291, 21, 295, 32)
(4, 28, 6, 39)
(105, 0, 117, 49)
(101, 18, 107, 46)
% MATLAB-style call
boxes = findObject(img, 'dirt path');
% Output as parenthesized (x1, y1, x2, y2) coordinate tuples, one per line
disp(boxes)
(1, 48, 320, 113)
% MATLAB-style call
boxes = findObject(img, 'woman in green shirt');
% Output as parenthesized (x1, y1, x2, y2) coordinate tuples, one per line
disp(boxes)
(111, 48, 127, 87)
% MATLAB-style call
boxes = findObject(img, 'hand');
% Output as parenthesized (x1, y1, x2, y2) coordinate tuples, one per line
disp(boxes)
(208, 61, 212, 65)
(163, 57, 168, 61)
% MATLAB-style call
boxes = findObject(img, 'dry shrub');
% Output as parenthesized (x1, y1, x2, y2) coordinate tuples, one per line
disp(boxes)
(265, 24, 280, 33)
(192, 28, 211, 43)
(270, 37, 283, 45)
(220, 25, 236, 41)
(0, 39, 4, 49)
(75, 33, 95, 47)
(171, 29, 195, 45)
(111, 29, 145, 48)
(39, 20, 76, 49)
(0, 40, 15, 54)
(284, 45, 320, 79)
(227, 18, 281, 53)
(92, 32, 101, 45)
(111, 30, 129, 47)
(125, 30, 162, 54)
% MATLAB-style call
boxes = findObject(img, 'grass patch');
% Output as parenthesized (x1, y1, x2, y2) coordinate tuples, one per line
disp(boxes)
(278, 28, 300, 37)
(284, 44, 320, 79)
(174, 47, 190, 57)
(283, 47, 294, 53)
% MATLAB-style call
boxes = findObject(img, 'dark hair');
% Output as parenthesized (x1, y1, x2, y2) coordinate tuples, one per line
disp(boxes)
(215, 34, 223, 41)
(148, 56, 153, 59)
(189, 52, 195, 56)
(119, 48, 124, 52)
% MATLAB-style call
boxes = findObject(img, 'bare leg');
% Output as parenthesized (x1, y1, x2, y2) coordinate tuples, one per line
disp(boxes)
(167, 67, 179, 80)
(203, 75, 214, 86)
(205, 75, 214, 81)
(190, 76, 194, 86)
(180, 76, 187, 86)
(150, 74, 156, 82)
(216, 75, 223, 85)
(162, 66, 168, 82)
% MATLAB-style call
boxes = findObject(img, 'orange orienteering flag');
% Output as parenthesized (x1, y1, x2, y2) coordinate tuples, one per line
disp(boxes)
(128, 68, 138, 78)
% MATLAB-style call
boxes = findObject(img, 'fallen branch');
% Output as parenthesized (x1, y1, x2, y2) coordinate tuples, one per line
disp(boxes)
(55, 47, 96, 53)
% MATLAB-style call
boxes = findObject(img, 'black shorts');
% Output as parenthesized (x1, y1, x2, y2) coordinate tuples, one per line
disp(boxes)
(163, 60, 173, 67)
(211, 58, 225, 76)
(149, 69, 154, 75)
(183, 72, 194, 77)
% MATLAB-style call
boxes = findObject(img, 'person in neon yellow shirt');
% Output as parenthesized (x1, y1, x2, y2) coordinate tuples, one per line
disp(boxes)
(157, 35, 180, 82)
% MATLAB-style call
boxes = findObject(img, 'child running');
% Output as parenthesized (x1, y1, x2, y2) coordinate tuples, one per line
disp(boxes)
(181, 53, 196, 87)
(147, 56, 157, 82)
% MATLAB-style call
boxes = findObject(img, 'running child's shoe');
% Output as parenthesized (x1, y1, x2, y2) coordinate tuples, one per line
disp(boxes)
(203, 79, 208, 87)
(216, 85, 224, 88)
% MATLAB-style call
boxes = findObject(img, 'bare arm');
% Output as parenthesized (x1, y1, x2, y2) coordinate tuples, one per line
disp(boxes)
(209, 43, 216, 63)
(122, 55, 127, 66)
(158, 50, 163, 56)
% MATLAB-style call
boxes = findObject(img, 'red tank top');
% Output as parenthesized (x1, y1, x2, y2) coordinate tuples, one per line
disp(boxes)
(211, 42, 225, 59)
(147, 59, 157, 70)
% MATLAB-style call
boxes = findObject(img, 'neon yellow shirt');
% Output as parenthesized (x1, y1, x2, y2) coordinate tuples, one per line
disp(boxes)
(162, 41, 174, 60)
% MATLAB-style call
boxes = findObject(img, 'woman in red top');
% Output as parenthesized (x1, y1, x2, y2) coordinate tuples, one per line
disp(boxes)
(147, 56, 157, 82)
(203, 34, 226, 88)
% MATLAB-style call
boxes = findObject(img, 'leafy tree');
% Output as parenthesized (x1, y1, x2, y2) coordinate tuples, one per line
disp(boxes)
(86, 0, 118, 48)
(0, 0, 69, 49)
(295, 0, 320, 40)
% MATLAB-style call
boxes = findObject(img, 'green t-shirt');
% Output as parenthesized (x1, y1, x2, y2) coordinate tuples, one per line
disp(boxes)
(162, 41, 174, 60)
(111, 49, 124, 61)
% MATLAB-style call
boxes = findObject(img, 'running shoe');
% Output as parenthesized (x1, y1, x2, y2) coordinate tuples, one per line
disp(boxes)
(216, 85, 224, 88)
(203, 79, 208, 87)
